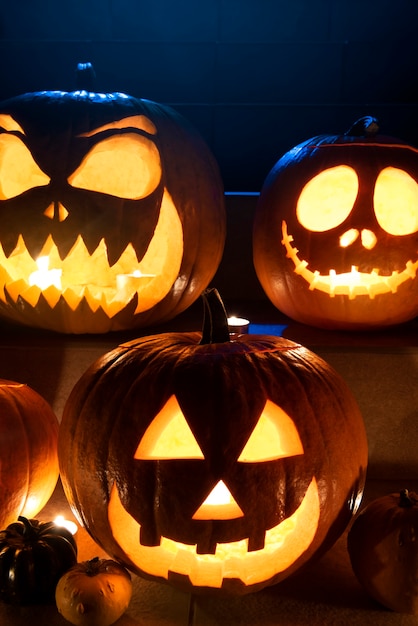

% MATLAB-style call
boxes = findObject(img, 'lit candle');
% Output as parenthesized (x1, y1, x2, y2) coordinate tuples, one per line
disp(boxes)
(116, 270, 155, 289)
(116, 270, 156, 300)
(227, 316, 250, 336)
(54, 515, 78, 535)
(29, 256, 62, 290)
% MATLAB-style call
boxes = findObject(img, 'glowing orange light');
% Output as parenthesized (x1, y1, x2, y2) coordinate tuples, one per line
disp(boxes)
(53, 515, 78, 535)
(29, 256, 62, 290)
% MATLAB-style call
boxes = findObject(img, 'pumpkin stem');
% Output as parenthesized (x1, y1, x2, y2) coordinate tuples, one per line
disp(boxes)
(18, 516, 38, 541)
(345, 116, 379, 138)
(76, 62, 96, 92)
(200, 289, 230, 345)
(399, 489, 418, 508)
(85, 557, 101, 576)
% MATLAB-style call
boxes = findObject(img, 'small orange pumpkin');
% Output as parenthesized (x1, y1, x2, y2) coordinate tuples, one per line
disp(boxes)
(0, 380, 59, 529)
(253, 116, 418, 330)
(348, 489, 418, 614)
(55, 557, 132, 626)
(59, 289, 368, 595)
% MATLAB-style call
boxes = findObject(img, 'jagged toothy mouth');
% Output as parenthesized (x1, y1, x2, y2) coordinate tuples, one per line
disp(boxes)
(281, 221, 418, 299)
(0, 189, 183, 317)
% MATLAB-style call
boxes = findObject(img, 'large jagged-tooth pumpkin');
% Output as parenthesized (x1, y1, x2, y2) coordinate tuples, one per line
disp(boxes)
(253, 116, 418, 330)
(59, 289, 368, 595)
(0, 62, 225, 333)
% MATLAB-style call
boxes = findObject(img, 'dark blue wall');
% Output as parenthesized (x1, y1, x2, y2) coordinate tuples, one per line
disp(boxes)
(1, 0, 418, 190)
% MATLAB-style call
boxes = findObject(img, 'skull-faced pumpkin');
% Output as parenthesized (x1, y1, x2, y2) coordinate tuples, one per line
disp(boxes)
(59, 289, 368, 595)
(0, 63, 225, 333)
(253, 116, 418, 330)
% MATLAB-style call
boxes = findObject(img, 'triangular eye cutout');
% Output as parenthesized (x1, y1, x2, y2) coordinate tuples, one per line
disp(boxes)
(192, 481, 244, 520)
(134, 395, 204, 460)
(238, 399, 304, 462)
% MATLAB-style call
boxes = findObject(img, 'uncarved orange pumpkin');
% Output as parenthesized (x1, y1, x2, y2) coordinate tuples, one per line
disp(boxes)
(59, 289, 368, 595)
(253, 116, 418, 330)
(0, 63, 226, 333)
(55, 557, 132, 626)
(0, 380, 59, 529)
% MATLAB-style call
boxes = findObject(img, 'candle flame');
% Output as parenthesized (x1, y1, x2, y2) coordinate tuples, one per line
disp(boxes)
(54, 515, 78, 535)
(29, 256, 62, 290)
(227, 316, 250, 327)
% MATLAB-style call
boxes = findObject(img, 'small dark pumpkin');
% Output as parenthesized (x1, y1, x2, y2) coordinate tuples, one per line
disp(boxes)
(0, 516, 77, 604)
(348, 489, 418, 614)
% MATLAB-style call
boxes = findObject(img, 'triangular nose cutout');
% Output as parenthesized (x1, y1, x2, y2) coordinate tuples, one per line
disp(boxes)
(43, 202, 69, 222)
(192, 481, 244, 520)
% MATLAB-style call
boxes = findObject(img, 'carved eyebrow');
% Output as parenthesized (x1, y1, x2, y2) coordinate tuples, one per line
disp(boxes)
(0, 114, 25, 134)
(78, 115, 157, 137)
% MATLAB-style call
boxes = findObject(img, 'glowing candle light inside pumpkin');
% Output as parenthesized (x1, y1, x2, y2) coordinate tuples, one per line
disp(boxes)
(205, 480, 232, 506)
(116, 270, 156, 291)
(193, 480, 244, 520)
(115, 269, 158, 304)
(29, 256, 62, 290)
(54, 515, 78, 535)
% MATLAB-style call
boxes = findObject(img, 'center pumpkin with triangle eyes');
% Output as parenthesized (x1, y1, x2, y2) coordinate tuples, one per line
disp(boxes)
(58, 290, 368, 594)
(108, 393, 320, 589)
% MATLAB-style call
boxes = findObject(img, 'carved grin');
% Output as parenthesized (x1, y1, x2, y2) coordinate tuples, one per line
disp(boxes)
(282, 221, 418, 299)
(0, 189, 183, 317)
(108, 477, 320, 589)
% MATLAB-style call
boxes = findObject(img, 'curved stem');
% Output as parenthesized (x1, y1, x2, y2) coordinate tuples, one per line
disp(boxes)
(200, 288, 230, 345)
(76, 62, 96, 91)
(85, 556, 101, 576)
(18, 516, 38, 541)
(345, 116, 379, 138)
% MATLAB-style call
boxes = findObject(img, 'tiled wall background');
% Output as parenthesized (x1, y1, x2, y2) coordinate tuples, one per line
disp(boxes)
(1, 0, 418, 190)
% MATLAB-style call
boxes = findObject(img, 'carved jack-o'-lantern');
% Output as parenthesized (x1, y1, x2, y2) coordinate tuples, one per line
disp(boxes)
(59, 289, 368, 595)
(253, 117, 418, 330)
(0, 63, 225, 333)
